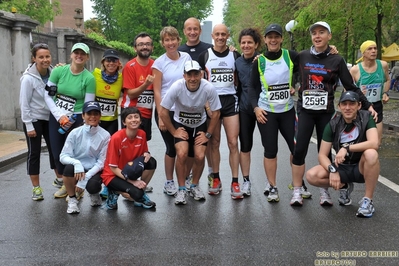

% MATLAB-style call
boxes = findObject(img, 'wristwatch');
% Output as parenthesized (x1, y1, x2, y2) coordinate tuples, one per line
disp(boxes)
(205, 132, 212, 139)
(328, 164, 337, 173)
(384, 91, 390, 97)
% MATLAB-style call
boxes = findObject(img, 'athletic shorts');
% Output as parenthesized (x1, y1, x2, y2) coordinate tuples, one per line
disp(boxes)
(219, 94, 239, 118)
(337, 163, 365, 183)
(371, 101, 383, 123)
(174, 121, 208, 147)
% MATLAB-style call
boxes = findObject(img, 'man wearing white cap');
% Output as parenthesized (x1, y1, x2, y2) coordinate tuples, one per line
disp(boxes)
(160, 60, 221, 205)
(350, 40, 390, 146)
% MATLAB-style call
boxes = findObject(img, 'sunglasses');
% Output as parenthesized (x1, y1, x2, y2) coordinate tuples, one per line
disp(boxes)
(105, 58, 119, 63)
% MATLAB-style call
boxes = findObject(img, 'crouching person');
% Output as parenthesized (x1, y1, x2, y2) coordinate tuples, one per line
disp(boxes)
(60, 101, 111, 214)
(101, 107, 156, 210)
(306, 91, 379, 217)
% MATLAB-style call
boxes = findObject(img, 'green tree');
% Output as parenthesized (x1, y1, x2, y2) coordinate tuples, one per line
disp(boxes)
(84, 18, 103, 34)
(0, 0, 61, 25)
(91, 0, 212, 56)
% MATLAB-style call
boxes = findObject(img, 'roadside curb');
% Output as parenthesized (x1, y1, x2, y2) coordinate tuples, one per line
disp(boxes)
(0, 145, 47, 171)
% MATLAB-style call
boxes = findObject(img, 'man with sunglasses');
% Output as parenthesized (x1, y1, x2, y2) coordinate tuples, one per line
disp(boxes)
(121, 32, 155, 141)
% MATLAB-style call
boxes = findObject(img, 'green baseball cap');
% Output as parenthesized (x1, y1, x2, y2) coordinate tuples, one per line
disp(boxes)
(71, 43, 90, 54)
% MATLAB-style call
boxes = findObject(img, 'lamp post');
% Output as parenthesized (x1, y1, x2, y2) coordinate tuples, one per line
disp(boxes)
(285, 20, 297, 50)
(74, 8, 83, 33)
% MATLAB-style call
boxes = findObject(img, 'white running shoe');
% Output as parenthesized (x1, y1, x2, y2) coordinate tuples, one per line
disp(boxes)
(67, 197, 80, 214)
(175, 190, 187, 205)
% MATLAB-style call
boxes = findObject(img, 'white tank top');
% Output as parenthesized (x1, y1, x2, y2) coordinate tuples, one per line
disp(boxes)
(205, 48, 236, 95)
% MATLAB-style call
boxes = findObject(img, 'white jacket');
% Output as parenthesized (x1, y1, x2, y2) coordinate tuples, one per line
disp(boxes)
(60, 124, 110, 189)
(19, 64, 53, 131)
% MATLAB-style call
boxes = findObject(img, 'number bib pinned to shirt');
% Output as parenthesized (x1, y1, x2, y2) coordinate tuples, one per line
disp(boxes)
(96, 97, 117, 117)
(136, 90, 154, 109)
(361, 83, 381, 103)
(55, 94, 76, 114)
(210, 68, 234, 87)
(178, 111, 202, 127)
(302, 90, 328, 110)
(268, 83, 290, 104)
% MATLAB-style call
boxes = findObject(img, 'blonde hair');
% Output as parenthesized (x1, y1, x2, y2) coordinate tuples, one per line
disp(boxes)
(160, 26, 181, 44)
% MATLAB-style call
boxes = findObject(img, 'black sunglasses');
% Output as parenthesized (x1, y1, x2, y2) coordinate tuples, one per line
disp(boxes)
(105, 58, 119, 63)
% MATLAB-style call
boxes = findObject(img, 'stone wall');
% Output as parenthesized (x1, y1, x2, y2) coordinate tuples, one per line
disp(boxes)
(0, 10, 131, 131)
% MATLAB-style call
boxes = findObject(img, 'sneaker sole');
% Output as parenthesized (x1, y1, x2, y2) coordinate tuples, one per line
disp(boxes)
(290, 201, 303, 206)
(301, 194, 312, 199)
(231, 195, 244, 200)
(356, 212, 373, 218)
(338, 199, 352, 206)
(163, 189, 177, 196)
(189, 193, 206, 201)
(32, 197, 44, 201)
(175, 201, 187, 205)
(208, 190, 221, 195)
(242, 192, 251, 197)
(134, 203, 156, 209)
(67, 210, 80, 214)
(320, 201, 333, 206)
(267, 197, 280, 202)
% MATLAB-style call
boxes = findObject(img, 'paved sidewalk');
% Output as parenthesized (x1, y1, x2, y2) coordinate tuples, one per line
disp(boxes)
(0, 130, 29, 169)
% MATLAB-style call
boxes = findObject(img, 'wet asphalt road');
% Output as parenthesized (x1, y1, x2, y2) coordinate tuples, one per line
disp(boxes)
(1, 125, 399, 266)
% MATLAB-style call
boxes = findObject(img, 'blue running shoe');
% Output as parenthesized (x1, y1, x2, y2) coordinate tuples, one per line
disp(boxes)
(134, 193, 156, 209)
(100, 186, 108, 199)
(356, 197, 375, 218)
(104, 190, 119, 210)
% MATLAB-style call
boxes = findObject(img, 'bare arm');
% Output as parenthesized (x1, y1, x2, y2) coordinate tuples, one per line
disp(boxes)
(126, 74, 155, 99)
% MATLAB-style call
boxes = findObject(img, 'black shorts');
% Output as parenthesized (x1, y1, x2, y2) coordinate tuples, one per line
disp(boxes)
(140, 117, 152, 141)
(174, 121, 208, 147)
(371, 101, 383, 123)
(337, 164, 365, 183)
(219, 94, 239, 118)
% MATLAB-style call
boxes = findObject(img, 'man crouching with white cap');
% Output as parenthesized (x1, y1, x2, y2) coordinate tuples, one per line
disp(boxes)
(160, 60, 221, 205)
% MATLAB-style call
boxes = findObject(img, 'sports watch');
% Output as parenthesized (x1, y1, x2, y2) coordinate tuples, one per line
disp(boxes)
(328, 164, 337, 173)
(205, 132, 212, 139)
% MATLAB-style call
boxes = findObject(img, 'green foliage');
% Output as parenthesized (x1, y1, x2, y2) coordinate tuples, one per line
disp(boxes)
(0, 0, 61, 25)
(87, 32, 135, 57)
(91, 0, 212, 56)
(84, 18, 103, 34)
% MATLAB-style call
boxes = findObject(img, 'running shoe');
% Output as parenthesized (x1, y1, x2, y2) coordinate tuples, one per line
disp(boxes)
(241, 180, 251, 196)
(288, 181, 312, 199)
(66, 190, 84, 202)
(290, 191, 303, 206)
(185, 174, 193, 191)
(338, 183, 354, 206)
(67, 197, 80, 214)
(263, 181, 271, 196)
(32, 186, 44, 201)
(231, 182, 244, 199)
(356, 197, 375, 218)
(207, 173, 213, 186)
(145, 185, 153, 193)
(89, 193, 102, 207)
(175, 190, 187, 205)
(208, 176, 222, 195)
(163, 180, 178, 196)
(189, 186, 206, 201)
(134, 193, 156, 209)
(104, 190, 119, 210)
(100, 186, 108, 199)
(52, 178, 63, 188)
(267, 186, 280, 202)
(320, 188, 333, 206)
(54, 185, 67, 198)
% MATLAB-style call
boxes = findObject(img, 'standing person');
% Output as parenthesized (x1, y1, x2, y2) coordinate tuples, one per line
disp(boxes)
(350, 40, 390, 146)
(179, 17, 213, 61)
(290, 22, 376, 206)
(101, 107, 157, 210)
(160, 60, 221, 205)
(306, 91, 379, 217)
(44, 43, 96, 199)
(152, 26, 192, 196)
(389, 61, 399, 91)
(197, 24, 242, 199)
(93, 49, 123, 136)
(121, 32, 155, 141)
(59, 101, 110, 214)
(235, 28, 261, 197)
(19, 43, 60, 200)
(249, 24, 299, 202)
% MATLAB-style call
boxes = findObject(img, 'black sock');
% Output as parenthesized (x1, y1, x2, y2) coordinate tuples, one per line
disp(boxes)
(69, 195, 76, 198)
(212, 172, 220, 179)
(243, 176, 250, 182)
(232, 177, 238, 184)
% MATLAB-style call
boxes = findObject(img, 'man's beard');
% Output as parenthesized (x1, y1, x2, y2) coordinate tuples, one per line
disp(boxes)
(137, 49, 152, 58)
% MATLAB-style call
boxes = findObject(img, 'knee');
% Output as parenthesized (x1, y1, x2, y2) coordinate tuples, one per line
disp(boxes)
(305, 167, 320, 185)
(195, 153, 205, 162)
(63, 164, 75, 178)
(362, 149, 379, 165)
(176, 149, 188, 160)
(227, 138, 238, 150)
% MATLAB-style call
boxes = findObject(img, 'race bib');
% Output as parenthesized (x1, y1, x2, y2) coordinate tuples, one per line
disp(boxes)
(137, 90, 154, 109)
(178, 112, 202, 127)
(210, 68, 234, 87)
(55, 94, 76, 114)
(302, 90, 328, 110)
(268, 83, 290, 104)
(96, 97, 117, 117)
(361, 83, 381, 103)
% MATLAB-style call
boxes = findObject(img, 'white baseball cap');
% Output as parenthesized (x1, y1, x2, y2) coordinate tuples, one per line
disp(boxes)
(184, 60, 201, 72)
(309, 21, 331, 33)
